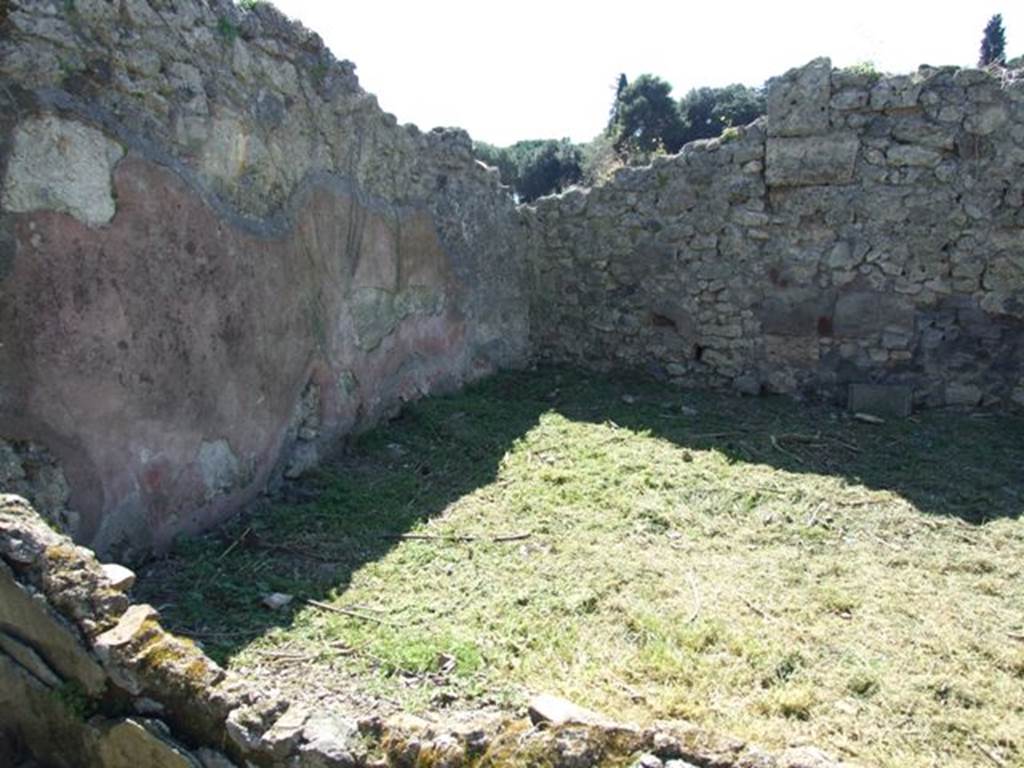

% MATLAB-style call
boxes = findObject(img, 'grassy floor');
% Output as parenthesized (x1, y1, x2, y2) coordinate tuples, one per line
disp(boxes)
(137, 368, 1024, 768)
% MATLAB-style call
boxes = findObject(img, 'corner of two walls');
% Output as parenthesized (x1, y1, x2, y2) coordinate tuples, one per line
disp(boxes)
(2, 0, 1023, 561)
(524, 57, 1024, 412)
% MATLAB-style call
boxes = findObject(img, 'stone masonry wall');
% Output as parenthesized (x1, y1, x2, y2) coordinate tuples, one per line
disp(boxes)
(524, 58, 1024, 410)
(3, 5, 1024, 564)
(0, 0, 529, 557)
(3, 5, 1022, 766)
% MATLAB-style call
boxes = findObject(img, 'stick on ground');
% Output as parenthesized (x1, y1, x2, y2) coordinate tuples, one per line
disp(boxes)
(686, 570, 702, 624)
(218, 526, 251, 560)
(303, 598, 390, 624)
(974, 741, 1009, 768)
(380, 532, 531, 543)
(741, 596, 771, 620)
(770, 434, 804, 464)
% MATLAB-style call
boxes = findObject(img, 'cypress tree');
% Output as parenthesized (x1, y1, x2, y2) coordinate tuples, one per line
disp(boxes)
(980, 14, 1007, 67)
(607, 74, 629, 134)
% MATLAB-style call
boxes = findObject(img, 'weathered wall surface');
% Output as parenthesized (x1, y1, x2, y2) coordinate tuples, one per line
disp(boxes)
(0, 0, 529, 556)
(3, 1, 1024, 560)
(524, 58, 1024, 410)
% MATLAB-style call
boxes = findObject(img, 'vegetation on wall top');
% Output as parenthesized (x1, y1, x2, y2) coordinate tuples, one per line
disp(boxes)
(474, 76, 766, 201)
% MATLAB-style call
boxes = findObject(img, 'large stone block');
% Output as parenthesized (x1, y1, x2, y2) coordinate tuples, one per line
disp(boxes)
(97, 719, 200, 768)
(0, 563, 107, 696)
(767, 58, 833, 137)
(0, 652, 102, 768)
(833, 292, 914, 337)
(886, 144, 943, 167)
(848, 383, 913, 418)
(758, 289, 835, 337)
(0, 215, 14, 283)
(868, 75, 922, 110)
(765, 134, 860, 187)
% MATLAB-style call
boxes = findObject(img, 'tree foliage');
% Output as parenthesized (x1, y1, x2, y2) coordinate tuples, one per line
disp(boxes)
(678, 84, 765, 143)
(474, 138, 583, 202)
(477, 74, 765, 198)
(517, 140, 583, 201)
(605, 75, 765, 165)
(980, 14, 1007, 67)
(473, 141, 521, 188)
(580, 132, 623, 187)
(608, 73, 629, 128)
(607, 74, 688, 156)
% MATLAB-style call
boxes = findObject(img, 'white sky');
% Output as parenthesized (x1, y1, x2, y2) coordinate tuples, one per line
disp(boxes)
(271, 1, 1021, 145)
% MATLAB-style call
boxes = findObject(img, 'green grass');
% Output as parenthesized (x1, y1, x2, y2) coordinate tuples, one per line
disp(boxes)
(842, 60, 883, 83)
(138, 367, 1024, 768)
(215, 15, 239, 43)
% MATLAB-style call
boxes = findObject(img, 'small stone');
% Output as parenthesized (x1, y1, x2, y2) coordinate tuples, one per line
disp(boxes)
(284, 443, 318, 479)
(262, 592, 294, 610)
(733, 374, 762, 397)
(621, 394, 637, 404)
(134, 698, 166, 715)
(102, 562, 137, 591)
(830, 89, 868, 110)
(881, 329, 911, 350)
(527, 694, 608, 727)
(680, 406, 698, 416)
(886, 144, 942, 167)
(633, 754, 664, 768)
(195, 747, 240, 768)
(1012, 387, 1024, 407)
(852, 412, 885, 425)
(93, 604, 159, 653)
(260, 704, 311, 760)
(779, 746, 845, 768)
(422, 734, 465, 768)
(664, 761, 701, 768)
(299, 716, 364, 768)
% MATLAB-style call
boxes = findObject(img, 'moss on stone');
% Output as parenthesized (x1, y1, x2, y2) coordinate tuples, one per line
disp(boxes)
(44, 543, 81, 564)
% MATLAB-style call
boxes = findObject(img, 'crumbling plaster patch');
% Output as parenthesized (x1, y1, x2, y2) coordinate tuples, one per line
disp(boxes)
(1, 115, 124, 227)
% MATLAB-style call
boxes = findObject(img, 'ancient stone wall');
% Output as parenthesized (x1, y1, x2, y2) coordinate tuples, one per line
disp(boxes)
(3, 4, 1023, 764)
(3, 2, 1024, 560)
(524, 58, 1024, 411)
(0, 0, 529, 557)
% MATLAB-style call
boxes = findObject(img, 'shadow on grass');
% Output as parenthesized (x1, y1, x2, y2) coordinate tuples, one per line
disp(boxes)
(136, 366, 1024, 664)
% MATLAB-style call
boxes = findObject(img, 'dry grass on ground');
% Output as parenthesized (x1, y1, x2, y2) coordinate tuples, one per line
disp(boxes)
(138, 368, 1024, 768)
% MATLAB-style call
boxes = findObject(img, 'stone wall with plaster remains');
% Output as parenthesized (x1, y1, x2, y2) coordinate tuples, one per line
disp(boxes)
(2, 3, 1023, 766)
(2, 3, 1023, 561)
(0, 0, 529, 557)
